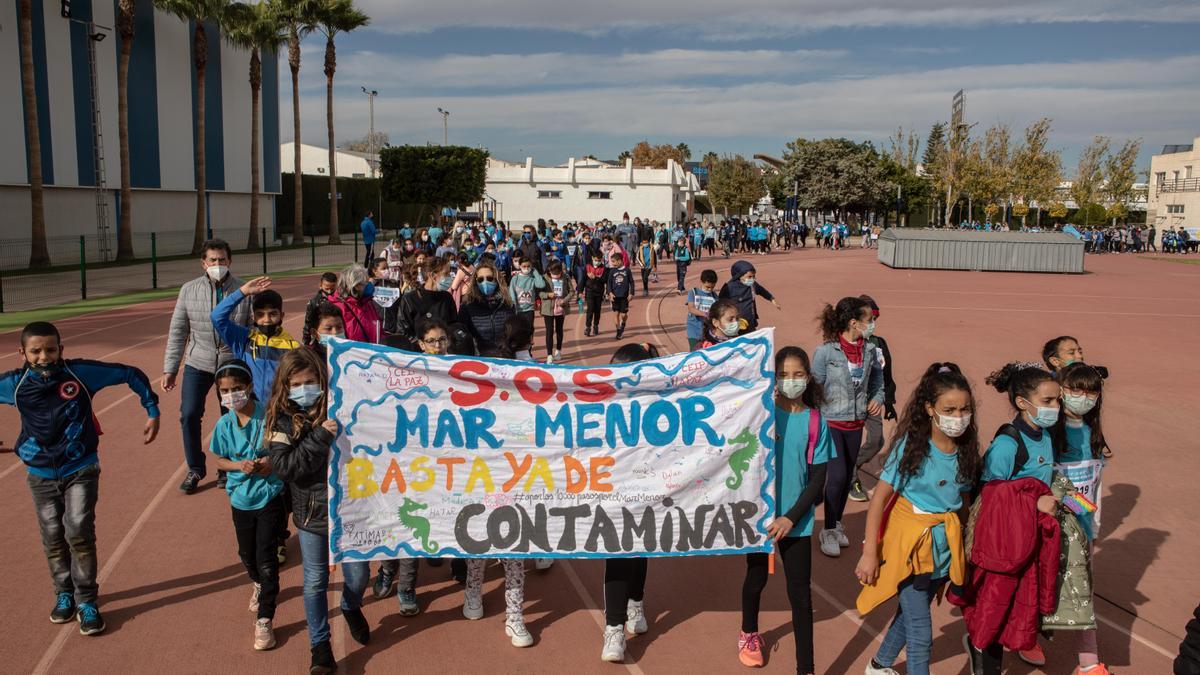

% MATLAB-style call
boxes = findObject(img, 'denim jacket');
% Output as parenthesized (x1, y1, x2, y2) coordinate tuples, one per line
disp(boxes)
(812, 340, 884, 422)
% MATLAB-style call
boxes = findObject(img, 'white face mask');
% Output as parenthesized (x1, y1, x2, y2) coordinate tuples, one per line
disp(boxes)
(206, 265, 229, 282)
(778, 378, 808, 399)
(220, 389, 250, 411)
(1062, 393, 1097, 416)
(936, 412, 971, 438)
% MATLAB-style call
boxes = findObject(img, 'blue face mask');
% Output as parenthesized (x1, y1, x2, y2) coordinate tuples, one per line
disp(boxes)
(743, 278, 755, 287)
(288, 383, 323, 409)
(1023, 401, 1060, 428)
(479, 280, 498, 296)
(317, 332, 344, 346)
(361, 282, 375, 298)
(438, 275, 453, 291)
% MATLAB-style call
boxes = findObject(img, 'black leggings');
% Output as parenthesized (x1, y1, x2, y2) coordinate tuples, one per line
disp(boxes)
(641, 266, 652, 292)
(543, 315, 565, 353)
(742, 537, 814, 673)
(823, 426, 863, 526)
(603, 558, 648, 627)
(586, 295, 603, 330)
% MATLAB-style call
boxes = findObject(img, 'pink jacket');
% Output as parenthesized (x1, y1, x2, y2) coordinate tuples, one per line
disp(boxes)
(330, 294, 382, 344)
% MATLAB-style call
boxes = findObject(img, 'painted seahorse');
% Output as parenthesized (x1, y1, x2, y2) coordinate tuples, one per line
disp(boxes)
(397, 498, 438, 553)
(725, 427, 758, 489)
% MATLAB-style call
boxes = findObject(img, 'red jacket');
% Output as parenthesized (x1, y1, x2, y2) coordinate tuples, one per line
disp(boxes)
(330, 294, 382, 344)
(950, 477, 1060, 651)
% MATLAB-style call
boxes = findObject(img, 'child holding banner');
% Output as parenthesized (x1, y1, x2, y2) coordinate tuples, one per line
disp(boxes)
(601, 342, 660, 663)
(694, 300, 744, 351)
(856, 363, 980, 675)
(266, 349, 371, 673)
(209, 360, 284, 651)
(738, 347, 832, 673)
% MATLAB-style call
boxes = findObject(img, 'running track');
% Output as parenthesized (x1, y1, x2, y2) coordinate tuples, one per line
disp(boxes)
(0, 248, 1190, 673)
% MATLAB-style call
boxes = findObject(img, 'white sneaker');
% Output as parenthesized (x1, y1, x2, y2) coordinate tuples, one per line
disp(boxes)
(545, 354, 554, 365)
(534, 558, 555, 571)
(463, 587, 484, 620)
(835, 522, 850, 547)
(248, 582, 261, 613)
(625, 599, 648, 635)
(819, 529, 841, 557)
(554, 349, 562, 361)
(601, 624, 626, 662)
(506, 615, 534, 648)
(253, 617, 275, 651)
(864, 661, 899, 674)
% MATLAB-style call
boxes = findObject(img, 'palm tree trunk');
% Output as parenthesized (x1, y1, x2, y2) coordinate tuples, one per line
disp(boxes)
(192, 23, 208, 255)
(324, 36, 340, 244)
(116, 21, 134, 261)
(247, 48, 261, 251)
(289, 27, 303, 242)
(19, 0, 49, 268)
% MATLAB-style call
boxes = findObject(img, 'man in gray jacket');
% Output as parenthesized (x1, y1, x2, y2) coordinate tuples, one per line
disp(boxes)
(161, 239, 249, 494)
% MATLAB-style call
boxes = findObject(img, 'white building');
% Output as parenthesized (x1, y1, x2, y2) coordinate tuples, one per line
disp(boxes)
(280, 142, 377, 179)
(481, 157, 700, 226)
(0, 0, 280, 263)
(1146, 137, 1199, 235)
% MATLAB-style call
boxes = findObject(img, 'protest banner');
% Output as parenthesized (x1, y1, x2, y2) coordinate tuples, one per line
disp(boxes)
(325, 329, 777, 562)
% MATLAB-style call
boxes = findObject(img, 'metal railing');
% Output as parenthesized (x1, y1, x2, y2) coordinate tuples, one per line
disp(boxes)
(1157, 178, 1200, 194)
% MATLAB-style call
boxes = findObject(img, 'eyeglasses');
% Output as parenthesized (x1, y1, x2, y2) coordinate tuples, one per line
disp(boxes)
(476, 276, 495, 282)
(421, 337, 450, 346)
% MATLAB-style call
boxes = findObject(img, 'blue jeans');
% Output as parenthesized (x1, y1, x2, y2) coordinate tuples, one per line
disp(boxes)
(298, 530, 371, 646)
(179, 365, 225, 475)
(875, 577, 944, 675)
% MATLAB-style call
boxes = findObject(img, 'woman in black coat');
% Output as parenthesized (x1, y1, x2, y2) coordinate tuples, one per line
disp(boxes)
(456, 260, 515, 353)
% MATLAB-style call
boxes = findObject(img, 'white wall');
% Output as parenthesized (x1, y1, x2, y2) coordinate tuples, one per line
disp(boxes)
(280, 142, 373, 178)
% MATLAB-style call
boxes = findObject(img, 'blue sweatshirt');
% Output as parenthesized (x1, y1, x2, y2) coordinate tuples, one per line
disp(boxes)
(0, 360, 160, 479)
(607, 266, 634, 298)
(212, 289, 301, 402)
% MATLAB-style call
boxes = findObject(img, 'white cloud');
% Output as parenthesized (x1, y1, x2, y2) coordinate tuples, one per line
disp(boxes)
(356, 0, 1200, 39)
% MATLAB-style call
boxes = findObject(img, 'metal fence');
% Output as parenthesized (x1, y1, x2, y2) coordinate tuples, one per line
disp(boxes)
(0, 228, 366, 313)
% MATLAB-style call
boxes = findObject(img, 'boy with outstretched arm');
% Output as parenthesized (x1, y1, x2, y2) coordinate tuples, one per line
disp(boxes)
(0, 321, 160, 635)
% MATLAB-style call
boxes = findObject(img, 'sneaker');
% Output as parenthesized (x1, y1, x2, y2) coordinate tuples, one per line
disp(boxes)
(534, 558, 554, 571)
(819, 529, 841, 557)
(216, 470, 228, 489)
(583, 327, 592, 337)
(463, 587, 484, 620)
(397, 589, 420, 617)
(1019, 643, 1046, 666)
(1074, 665, 1112, 675)
(545, 354, 554, 365)
(625, 599, 648, 635)
(310, 639, 336, 674)
(50, 592, 74, 623)
(276, 545, 287, 565)
(248, 582, 262, 613)
(848, 477, 869, 502)
(76, 602, 105, 636)
(253, 617, 276, 651)
(179, 471, 202, 494)
(616, 325, 625, 340)
(343, 607, 370, 645)
(506, 615, 534, 648)
(835, 522, 850, 547)
(553, 349, 561, 361)
(963, 634, 984, 675)
(601, 624, 626, 662)
(372, 567, 397, 600)
(865, 659, 899, 674)
(738, 631, 765, 667)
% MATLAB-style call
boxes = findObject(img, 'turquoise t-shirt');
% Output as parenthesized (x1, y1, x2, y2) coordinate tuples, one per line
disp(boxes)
(1059, 419, 1093, 463)
(209, 404, 282, 511)
(981, 420, 1054, 486)
(774, 408, 836, 537)
(879, 436, 970, 514)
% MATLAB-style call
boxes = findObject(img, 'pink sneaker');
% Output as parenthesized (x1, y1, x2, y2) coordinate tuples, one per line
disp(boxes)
(738, 631, 765, 667)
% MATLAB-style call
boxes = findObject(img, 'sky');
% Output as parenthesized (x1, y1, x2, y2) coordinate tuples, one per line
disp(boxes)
(282, 0, 1200, 172)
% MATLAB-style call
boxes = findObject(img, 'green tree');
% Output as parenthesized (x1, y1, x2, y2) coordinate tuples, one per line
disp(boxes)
(889, 126, 921, 170)
(271, 0, 318, 242)
(156, 0, 239, 254)
(934, 120, 972, 226)
(1103, 138, 1142, 225)
(616, 150, 631, 162)
(701, 151, 719, 169)
(313, 0, 369, 242)
(1071, 136, 1110, 227)
(706, 155, 765, 216)
(675, 142, 692, 161)
(783, 138, 888, 222)
(18, 0, 48, 266)
(226, 1, 287, 250)
(922, 122, 946, 224)
(379, 146, 489, 218)
(1010, 118, 1062, 228)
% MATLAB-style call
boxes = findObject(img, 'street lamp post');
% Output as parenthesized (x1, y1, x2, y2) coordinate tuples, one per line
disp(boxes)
(361, 86, 381, 228)
(437, 107, 449, 145)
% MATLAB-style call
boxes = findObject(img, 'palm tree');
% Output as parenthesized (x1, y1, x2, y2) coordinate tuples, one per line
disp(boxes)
(115, 0, 136, 260)
(226, 1, 286, 250)
(313, 0, 368, 245)
(271, 0, 316, 243)
(18, 0, 49, 267)
(155, 0, 237, 255)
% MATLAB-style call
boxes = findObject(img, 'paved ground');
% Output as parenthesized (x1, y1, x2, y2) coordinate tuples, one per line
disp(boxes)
(0, 246, 1190, 674)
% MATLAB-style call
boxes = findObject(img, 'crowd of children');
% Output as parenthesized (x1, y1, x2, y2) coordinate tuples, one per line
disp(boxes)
(1, 213, 1122, 675)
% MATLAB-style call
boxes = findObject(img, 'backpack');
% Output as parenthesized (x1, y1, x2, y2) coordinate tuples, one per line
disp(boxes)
(994, 424, 1030, 480)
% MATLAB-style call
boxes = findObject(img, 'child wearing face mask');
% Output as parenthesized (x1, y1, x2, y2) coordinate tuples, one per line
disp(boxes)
(857, 363, 980, 675)
(395, 258, 458, 351)
(583, 254, 608, 337)
(737, 347, 832, 673)
(210, 360, 284, 651)
(266, 348, 371, 673)
(539, 261, 576, 365)
(606, 251, 635, 339)
(717, 261, 780, 332)
(303, 272, 339, 346)
(509, 257, 547, 351)
(212, 278, 301, 403)
(685, 270, 720, 350)
(695, 299, 744, 350)
(812, 296, 885, 558)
